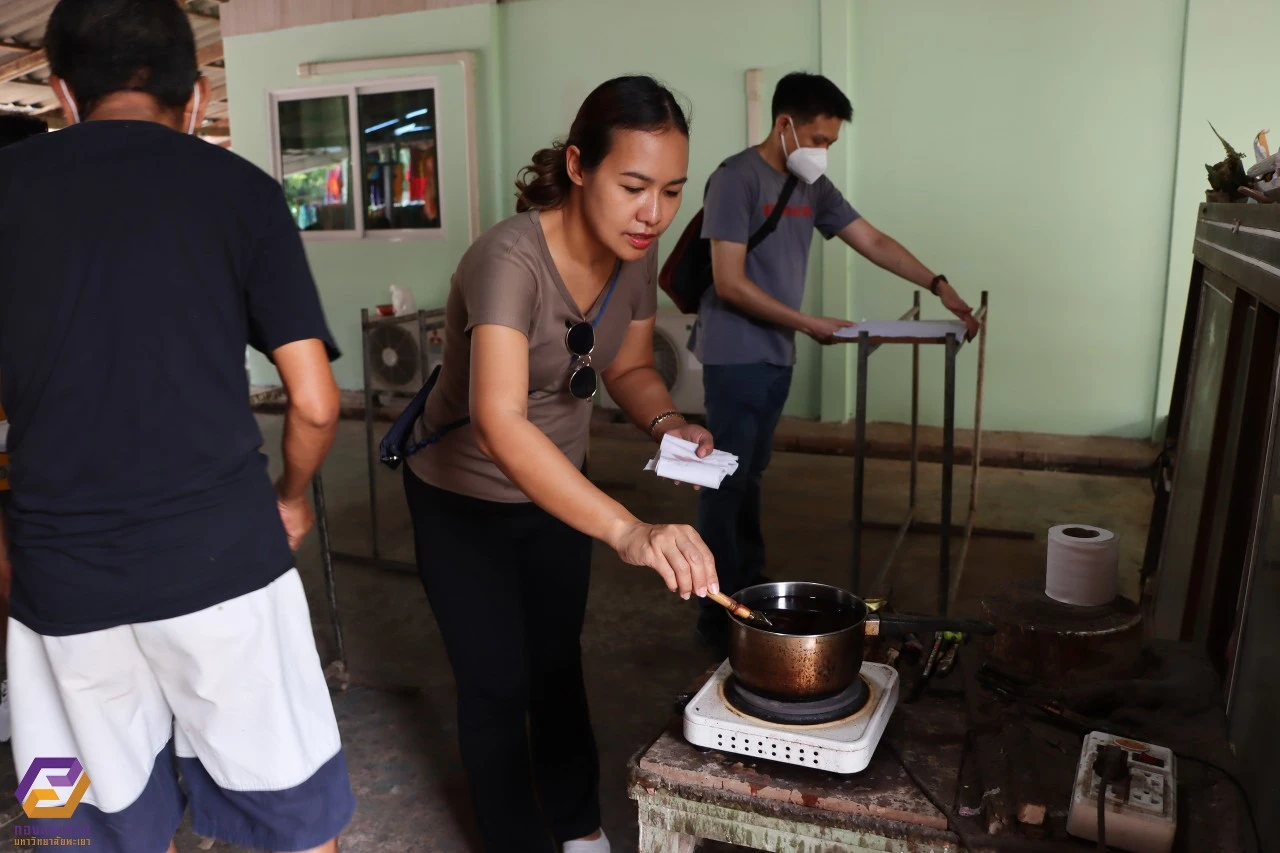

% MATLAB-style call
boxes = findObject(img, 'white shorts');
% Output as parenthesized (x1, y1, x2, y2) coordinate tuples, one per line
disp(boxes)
(7, 569, 355, 852)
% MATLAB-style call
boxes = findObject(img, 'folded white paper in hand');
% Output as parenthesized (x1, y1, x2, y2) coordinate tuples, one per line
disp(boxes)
(643, 433, 739, 489)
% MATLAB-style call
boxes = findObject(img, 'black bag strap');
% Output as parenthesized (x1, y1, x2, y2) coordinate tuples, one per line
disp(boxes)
(747, 174, 799, 252)
(378, 364, 470, 468)
(702, 163, 800, 255)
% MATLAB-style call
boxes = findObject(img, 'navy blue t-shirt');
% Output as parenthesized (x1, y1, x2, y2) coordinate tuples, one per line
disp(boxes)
(0, 120, 338, 636)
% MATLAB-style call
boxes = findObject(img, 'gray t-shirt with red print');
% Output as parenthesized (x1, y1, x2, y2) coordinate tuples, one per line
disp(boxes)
(691, 146, 858, 367)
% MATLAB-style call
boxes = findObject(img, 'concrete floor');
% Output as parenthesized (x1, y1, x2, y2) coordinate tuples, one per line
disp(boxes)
(3, 415, 1154, 851)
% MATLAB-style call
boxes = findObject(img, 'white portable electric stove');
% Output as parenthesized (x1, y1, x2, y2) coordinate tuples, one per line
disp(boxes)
(683, 660, 899, 774)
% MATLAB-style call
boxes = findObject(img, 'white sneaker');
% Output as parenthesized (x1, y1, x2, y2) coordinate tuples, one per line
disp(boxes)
(563, 829, 610, 853)
(0, 679, 10, 743)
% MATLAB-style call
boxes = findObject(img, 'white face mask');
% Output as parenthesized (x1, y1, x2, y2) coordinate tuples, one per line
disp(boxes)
(58, 79, 202, 135)
(58, 78, 80, 124)
(780, 119, 827, 185)
(185, 83, 202, 135)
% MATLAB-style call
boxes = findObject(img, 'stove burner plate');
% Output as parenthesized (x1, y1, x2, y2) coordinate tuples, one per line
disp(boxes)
(684, 661, 900, 774)
(725, 675, 870, 725)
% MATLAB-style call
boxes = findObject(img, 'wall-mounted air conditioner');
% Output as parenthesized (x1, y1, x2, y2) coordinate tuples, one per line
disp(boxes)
(597, 311, 704, 415)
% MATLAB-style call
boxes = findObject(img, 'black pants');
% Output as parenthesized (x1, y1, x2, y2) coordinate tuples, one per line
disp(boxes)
(404, 470, 601, 853)
(696, 363, 794, 636)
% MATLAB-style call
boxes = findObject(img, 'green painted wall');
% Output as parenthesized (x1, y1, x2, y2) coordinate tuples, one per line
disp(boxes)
(847, 0, 1185, 436)
(227, 0, 1257, 439)
(1154, 0, 1280, 433)
(224, 4, 503, 390)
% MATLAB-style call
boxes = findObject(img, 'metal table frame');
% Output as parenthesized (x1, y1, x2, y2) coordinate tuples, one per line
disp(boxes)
(337, 307, 447, 576)
(311, 470, 418, 695)
(246, 381, 413, 694)
(848, 291, 1030, 614)
(310, 473, 349, 685)
(279, 309, 442, 691)
(247, 388, 359, 688)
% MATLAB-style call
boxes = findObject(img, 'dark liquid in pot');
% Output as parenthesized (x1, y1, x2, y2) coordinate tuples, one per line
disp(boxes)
(752, 596, 860, 635)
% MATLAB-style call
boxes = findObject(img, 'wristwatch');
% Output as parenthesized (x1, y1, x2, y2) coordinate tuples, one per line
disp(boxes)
(929, 274, 948, 295)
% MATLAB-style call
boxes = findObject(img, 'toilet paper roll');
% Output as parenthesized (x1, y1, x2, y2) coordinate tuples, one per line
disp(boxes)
(1045, 524, 1119, 606)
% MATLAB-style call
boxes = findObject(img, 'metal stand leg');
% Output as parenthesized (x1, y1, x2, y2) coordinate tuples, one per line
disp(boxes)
(940, 333, 957, 616)
(313, 472, 350, 691)
(868, 299, 923, 599)
(312, 471, 419, 697)
(911, 291, 921, 515)
(950, 291, 989, 612)
(360, 308, 380, 563)
(852, 331, 870, 596)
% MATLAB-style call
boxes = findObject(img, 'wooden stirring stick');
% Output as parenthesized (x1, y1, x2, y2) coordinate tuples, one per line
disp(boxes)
(707, 591, 775, 628)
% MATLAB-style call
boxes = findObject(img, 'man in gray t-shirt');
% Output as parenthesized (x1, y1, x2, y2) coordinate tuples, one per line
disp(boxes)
(692, 72, 979, 649)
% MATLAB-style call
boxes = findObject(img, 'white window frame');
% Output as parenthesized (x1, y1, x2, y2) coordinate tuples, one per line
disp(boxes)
(268, 74, 447, 243)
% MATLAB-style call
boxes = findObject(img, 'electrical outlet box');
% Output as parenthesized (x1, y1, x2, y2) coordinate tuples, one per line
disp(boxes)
(1066, 731, 1176, 853)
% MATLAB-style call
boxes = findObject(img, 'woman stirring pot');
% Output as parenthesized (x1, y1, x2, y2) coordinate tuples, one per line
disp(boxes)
(402, 76, 717, 853)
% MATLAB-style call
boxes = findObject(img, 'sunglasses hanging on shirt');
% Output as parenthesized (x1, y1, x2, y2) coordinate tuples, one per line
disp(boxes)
(565, 262, 622, 400)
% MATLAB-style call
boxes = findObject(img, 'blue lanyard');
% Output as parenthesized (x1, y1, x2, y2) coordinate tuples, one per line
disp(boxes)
(591, 262, 622, 328)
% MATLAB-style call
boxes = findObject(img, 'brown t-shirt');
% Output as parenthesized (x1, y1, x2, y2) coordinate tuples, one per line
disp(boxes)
(408, 210, 658, 503)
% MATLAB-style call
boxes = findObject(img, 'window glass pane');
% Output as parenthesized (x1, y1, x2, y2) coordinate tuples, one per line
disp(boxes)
(358, 88, 441, 231)
(276, 96, 354, 231)
(1153, 282, 1233, 637)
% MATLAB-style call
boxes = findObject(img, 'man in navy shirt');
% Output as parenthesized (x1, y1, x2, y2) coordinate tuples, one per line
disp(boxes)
(692, 73, 979, 649)
(0, 1, 354, 849)
(0, 112, 50, 747)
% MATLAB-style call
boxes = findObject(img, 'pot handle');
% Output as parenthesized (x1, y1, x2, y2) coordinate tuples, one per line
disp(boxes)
(865, 615, 997, 637)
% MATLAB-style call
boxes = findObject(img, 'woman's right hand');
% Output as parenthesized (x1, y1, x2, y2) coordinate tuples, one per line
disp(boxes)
(611, 521, 718, 600)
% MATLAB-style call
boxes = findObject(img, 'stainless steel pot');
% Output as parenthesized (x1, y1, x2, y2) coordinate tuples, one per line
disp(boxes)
(728, 581, 995, 700)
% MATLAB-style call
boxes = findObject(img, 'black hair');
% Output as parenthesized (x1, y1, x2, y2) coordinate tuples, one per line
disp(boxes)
(770, 72, 853, 124)
(45, 0, 199, 119)
(0, 113, 48, 149)
(515, 75, 690, 213)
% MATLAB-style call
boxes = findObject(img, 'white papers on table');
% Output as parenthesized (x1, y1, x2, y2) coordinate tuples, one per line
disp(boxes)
(833, 320, 971, 342)
(643, 434, 739, 490)
(0, 421, 8, 453)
